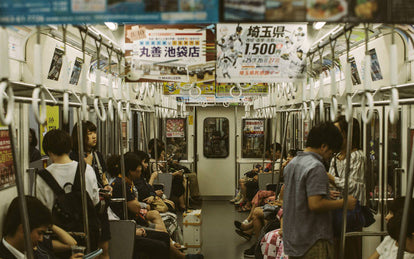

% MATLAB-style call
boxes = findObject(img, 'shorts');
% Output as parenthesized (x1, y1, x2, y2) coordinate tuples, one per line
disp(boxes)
(290, 239, 334, 259)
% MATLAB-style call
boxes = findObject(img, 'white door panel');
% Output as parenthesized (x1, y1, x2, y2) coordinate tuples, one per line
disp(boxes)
(197, 107, 235, 197)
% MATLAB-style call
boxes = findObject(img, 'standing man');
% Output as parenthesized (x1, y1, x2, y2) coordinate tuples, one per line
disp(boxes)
(283, 122, 357, 258)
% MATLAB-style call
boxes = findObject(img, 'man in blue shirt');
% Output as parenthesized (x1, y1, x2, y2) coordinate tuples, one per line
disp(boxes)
(283, 122, 357, 258)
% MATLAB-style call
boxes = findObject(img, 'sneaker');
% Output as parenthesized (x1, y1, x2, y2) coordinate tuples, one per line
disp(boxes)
(243, 244, 256, 258)
(230, 191, 241, 203)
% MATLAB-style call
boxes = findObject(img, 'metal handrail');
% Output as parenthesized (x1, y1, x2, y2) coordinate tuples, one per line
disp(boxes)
(339, 107, 354, 259)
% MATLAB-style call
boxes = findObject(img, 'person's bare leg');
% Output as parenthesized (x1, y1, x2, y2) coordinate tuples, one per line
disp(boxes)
(98, 241, 110, 259)
(146, 210, 167, 232)
(252, 207, 265, 237)
(245, 203, 257, 221)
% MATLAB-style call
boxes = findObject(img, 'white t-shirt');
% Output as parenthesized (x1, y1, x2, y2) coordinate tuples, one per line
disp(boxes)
(2, 238, 25, 259)
(377, 236, 414, 259)
(36, 161, 100, 211)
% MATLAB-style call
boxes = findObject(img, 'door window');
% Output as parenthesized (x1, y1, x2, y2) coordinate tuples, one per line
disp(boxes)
(203, 117, 229, 158)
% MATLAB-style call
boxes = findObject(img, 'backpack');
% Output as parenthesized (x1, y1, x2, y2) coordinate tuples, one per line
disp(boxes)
(37, 166, 101, 250)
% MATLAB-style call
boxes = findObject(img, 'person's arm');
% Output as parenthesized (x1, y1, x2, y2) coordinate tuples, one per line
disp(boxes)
(127, 198, 141, 215)
(50, 225, 77, 252)
(367, 251, 380, 259)
(308, 195, 356, 212)
(148, 171, 158, 185)
(327, 173, 336, 186)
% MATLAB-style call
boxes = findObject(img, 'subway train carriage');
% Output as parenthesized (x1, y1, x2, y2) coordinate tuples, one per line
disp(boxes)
(0, 2, 414, 259)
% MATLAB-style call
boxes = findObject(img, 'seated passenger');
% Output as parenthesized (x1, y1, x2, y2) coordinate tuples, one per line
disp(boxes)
(135, 150, 176, 211)
(369, 197, 414, 259)
(149, 139, 186, 211)
(232, 143, 282, 212)
(0, 196, 82, 259)
(108, 152, 203, 259)
(109, 152, 167, 232)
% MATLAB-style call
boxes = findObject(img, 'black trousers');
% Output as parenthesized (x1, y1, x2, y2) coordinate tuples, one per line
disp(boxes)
(134, 230, 170, 259)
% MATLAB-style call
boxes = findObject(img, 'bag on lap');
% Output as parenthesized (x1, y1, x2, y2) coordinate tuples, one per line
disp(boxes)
(37, 167, 101, 249)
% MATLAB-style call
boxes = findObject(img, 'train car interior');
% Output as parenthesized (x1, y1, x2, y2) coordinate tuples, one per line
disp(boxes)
(0, 3, 414, 259)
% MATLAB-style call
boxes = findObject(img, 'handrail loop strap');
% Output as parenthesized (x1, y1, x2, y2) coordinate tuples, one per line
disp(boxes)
(0, 80, 15, 125)
(32, 86, 47, 124)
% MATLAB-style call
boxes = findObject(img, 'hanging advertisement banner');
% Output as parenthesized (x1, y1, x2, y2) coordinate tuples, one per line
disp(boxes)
(216, 23, 307, 83)
(0, 0, 219, 25)
(0, 129, 15, 190)
(163, 82, 215, 95)
(125, 24, 216, 83)
(216, 83, 268, 96)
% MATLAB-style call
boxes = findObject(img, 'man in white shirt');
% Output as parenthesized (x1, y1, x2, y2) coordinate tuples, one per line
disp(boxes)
(36, 129, 99, 211)
(35, 129, 100, 251)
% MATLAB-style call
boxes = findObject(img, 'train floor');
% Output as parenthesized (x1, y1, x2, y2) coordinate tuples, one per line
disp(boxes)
(192, 200, 256, 259)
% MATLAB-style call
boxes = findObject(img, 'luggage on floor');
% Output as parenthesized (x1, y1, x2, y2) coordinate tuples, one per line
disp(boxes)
(183, 209, 202, 254)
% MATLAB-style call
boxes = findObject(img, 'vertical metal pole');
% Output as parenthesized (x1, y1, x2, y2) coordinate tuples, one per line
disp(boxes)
(118, 115, 128, 220)
(75, 109, 91, 253)
(163, 117, 168, 173)
(262, 119, 268, 169)
(271, 111, 278, 184)
(396, 144, 414, 259)
(277, 112, 290, 184)
(141, 112, 148, 153)
(339, 110, 354, 259)
(153, 110, 158, 163)
(9, 125, 34, 259)
(234, 106, 239, 195)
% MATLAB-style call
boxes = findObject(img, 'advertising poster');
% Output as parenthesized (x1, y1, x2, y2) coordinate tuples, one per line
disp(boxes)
(242, 119, 265, 158)
(0, 129, 15, 190)
(47, 47, 64, 81)
(0, 0, 218, 25)
(349, 56, 361, 85)
(166, 118, 188, 160)
(163, 82, 215, 95)
(216, 24, 307, 83)
(306, 0, 347, 21)
(122, 122, 127, 148)
(70, 57, 83, 85)
(166, 119, 185, 138)
(125, 24, 216, 83)
(369, 48, 383, 81)
(216, 83, 268, 96)
(40, 106, 60, 155)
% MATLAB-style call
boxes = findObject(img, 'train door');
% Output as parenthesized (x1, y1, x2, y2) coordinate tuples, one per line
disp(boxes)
(196, 106, 235, 197)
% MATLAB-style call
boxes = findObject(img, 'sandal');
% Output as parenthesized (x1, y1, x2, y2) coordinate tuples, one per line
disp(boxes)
(238, 205, 251, 212)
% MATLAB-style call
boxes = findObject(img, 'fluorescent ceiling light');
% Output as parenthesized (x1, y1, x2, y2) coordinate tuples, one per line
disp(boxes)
(104, 22, 118, 31)
(313, 22, 326, 30)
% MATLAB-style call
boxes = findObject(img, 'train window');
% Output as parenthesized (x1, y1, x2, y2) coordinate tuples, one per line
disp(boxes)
(387, 111, 401, 198)
(242, 119, 265, 158)
(366, 111, 380, 212)
(165, 118, 188, 161)
(203, 117, 229, 158)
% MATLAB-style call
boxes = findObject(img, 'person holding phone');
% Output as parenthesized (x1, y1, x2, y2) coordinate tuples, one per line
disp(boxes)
(1, 196, 83, 259)
(71, 121, 111, 259)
